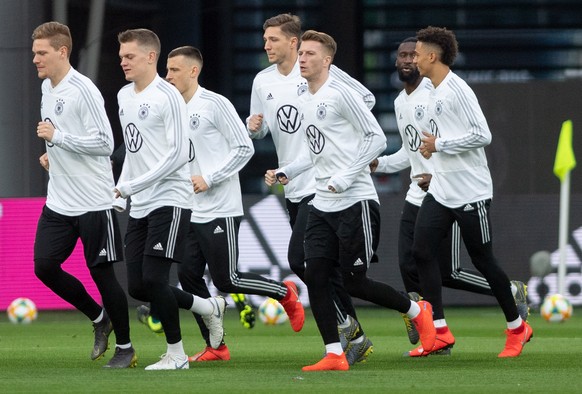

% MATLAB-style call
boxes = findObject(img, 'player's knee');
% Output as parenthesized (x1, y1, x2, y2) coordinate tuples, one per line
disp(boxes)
(288, 250, 306, 279)
(33, 258, 59, 282)
(211, 276, 236, 293)
(304, 263, 326, 289)
(342, 271, 367, 297)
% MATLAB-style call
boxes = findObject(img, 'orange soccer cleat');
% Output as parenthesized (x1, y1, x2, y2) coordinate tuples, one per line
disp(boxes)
(188, 345, 231, 362)
(498, 321, 533, 358)
(302, 353, 349, 372)
(405, 326, 455, 357)
(410, 300, 436, 354)
(279, 281, 305, 332)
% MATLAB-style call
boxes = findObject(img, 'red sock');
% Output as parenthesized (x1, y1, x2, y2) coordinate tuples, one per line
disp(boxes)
(436, 326, 449, 335)
(511, 322, 525, 334)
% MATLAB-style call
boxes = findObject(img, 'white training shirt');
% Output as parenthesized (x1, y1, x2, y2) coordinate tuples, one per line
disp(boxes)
(279, 76, 386, 212)
(116, 75, 192, 218)
(248, 61, 376, 203)
(40, 67, 116, 216)
(428, 71, 493, 208)
(187, 87, 254, 223)
(376, 77, 435, 207)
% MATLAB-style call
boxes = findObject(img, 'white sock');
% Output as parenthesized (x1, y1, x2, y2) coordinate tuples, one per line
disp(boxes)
(92, 309, 104, 324)
(406, 300, 421, 319)
(507, 317, 523, 330)
(190, 295, 214, 316)
(434, 319, 447, 329)
(117, 343, 132, 349)
(325, 342, 343, 356)
(167, 340, 186, 356)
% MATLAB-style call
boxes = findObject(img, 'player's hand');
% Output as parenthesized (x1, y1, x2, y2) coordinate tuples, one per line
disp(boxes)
(265, 169, 277, 186)
(248, 114, 263, 133)
(37, 121, 55, 142)
(39, 153, 49, 171)
(276, 172, 289, 185)
(191, 175, 209, 194)
(369, 158, 379, 173)
(413, 173, 432, 192)
(420, 131, 436, 159)
(113, 188, 122, 198)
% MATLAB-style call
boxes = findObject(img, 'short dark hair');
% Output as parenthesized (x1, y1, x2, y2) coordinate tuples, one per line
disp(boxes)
(416, 26, 458, 66)
(168, 45, 203, 67)
(263, 13, 302, 39)
(401, 36, 417, 45)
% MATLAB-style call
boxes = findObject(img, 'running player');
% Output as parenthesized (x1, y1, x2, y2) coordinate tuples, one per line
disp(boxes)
(370, 37, 529, 356)
(276, 30, 436, 371)
(164, 46, 305, 361)
(32, 21, 136, 368)
(114, 29, 226, 370)
(412, 26, 532, 357)
(247, 13, 374, 364)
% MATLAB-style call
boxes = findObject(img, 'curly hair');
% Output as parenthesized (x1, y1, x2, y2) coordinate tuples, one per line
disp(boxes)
(416, 26, 458, 67)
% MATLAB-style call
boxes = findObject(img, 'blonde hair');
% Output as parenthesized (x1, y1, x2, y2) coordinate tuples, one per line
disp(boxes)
(118, 28, 161, 58)
(32, 21, 72, 58)
(301, 30, 337, 61)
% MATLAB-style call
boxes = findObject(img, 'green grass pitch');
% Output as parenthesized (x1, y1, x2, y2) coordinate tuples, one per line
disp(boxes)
(1, 306, 581, 393)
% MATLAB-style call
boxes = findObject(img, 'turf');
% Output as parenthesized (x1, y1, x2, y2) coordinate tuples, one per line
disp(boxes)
(1, 306, 580, 393)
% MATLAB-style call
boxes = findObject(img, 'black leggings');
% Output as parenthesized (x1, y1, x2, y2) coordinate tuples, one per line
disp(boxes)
(126, 255, 194, 344)
(34, 259, 130, 344)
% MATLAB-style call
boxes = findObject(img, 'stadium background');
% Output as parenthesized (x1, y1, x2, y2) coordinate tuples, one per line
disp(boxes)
(1, 0, 581, 309)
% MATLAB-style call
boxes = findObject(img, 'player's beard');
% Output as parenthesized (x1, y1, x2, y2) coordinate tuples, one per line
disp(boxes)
(398, 67, 420, 84)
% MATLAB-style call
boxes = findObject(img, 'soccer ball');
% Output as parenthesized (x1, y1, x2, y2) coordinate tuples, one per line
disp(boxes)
(258, 298, 288, 325)
(7, 297, 38, 324)
(540, 293, 573, 323)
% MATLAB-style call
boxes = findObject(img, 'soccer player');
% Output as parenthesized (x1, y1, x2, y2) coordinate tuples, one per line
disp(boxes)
(276, 30, 436, 371)
(31, 21, 136, 368)
(114, 29, 226, 370)
(411, 26, 533, 357)
(248, 13, 374, 364)
(163, 46, 305, 358)
(370, 37, 529, 356)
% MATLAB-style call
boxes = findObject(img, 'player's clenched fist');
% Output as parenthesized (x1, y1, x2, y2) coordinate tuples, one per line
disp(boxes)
(36, 121, 55, 142)
(248, 114, 263, 133)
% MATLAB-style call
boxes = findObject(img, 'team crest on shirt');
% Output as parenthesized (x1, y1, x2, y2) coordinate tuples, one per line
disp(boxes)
(306, 124, 325, 154)
(189, 114, 200, 130)
(316, 103, 327, 120)
(414, 104, 426, 121)
(297, 82, 308, 96)
(277, 105, 301, 134)
(124, 122, 143, 152)
(54, 99, 65, 116)
(138, 103, 150, 120)
(434, 100, 443, 116)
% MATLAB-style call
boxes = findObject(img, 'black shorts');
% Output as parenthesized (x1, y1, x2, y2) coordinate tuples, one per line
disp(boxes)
(304, 200, 380, 273)
(124, 206, 191, 264)
(34, 205, 123, 267)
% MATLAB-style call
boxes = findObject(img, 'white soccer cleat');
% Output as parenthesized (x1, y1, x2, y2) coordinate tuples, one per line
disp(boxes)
(144, 353, 189, 370)
(202, 296, 227, 349)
